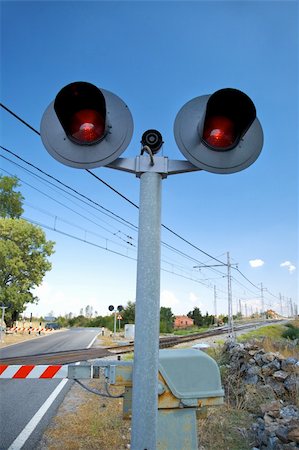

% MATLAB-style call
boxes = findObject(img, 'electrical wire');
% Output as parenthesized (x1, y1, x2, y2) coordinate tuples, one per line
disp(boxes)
(0, 104, 289, 304)
(0, 101, 227, 266)
(74, 379, 124, 398)
(0, 145, 138, 230)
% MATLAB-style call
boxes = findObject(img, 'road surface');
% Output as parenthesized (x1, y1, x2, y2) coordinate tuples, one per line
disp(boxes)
(0, 328, 100, 450)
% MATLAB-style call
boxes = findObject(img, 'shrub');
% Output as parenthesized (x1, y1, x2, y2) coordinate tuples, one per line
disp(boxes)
(282, 324, 299, 340)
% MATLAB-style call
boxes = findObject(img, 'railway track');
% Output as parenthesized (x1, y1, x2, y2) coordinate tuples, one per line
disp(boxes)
(0, 320, 284, 366)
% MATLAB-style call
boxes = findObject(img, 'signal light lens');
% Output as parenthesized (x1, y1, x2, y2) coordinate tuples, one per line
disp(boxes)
(203, 115, 235, 150)
(69, 109, 105, 144)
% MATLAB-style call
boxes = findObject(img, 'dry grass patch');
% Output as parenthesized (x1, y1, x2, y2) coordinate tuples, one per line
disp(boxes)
(198, 405, 254, 450)
(38, 377, 131, 450)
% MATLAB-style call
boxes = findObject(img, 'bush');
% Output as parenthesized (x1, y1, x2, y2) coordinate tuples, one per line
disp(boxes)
(282, 324, 299, 340)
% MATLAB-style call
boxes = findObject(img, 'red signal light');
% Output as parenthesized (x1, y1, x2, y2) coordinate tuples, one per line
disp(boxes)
(202, 115, 235, 150)
(54, 81, 107, 146)
(69, 109, 105, 144)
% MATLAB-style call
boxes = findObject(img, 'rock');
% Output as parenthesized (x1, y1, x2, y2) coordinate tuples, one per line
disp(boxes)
(261, 360, 281, 376)
(244, 374, 259, 385)
(281, 358, 298, 373)
(284, 373, 298, 393)
(287, 427, 299, 443)
(275, 426, 290, 443)
(260, 400, 281, 415)
(262, 353, 277, 363)
(267, 379, 287, 397)
(264, 413, 275, 425)
(273, 370, 290, 381)
(280, 405, 299, 420)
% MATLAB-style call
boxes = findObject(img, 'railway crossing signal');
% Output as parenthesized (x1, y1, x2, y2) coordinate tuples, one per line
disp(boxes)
(40, 81, 133, 169)
(174, 88, 263, 174)
(40, 82, 264, 450)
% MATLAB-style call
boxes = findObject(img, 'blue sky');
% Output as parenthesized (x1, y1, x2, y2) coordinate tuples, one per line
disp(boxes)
(1, 1, 298, 319)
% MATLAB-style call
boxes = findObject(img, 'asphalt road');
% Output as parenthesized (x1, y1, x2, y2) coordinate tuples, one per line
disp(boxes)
(0, 328, 101, 450)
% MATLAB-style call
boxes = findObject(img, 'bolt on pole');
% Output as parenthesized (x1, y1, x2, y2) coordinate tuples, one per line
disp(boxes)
(131, 171, 162, 450)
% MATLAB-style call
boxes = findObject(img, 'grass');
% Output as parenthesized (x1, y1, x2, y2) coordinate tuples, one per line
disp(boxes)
(41, 376, 254, 450)
(173, 326, 209, 335)
(198, 405, 254, 450)
(237, 324, 287, 341)
(237, 320, 299, 358)
(39, 377, 130, 450)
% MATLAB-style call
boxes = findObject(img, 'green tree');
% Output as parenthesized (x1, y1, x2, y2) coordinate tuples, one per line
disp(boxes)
(0, 175, 24, 218)
(0, 218, 55, 326)
(122, 301, 135, 324)
(187, 307, 203, 327)
(160, 306, 175, 333)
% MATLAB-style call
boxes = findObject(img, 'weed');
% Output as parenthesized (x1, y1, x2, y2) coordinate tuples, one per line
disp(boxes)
(282, 324, 299, 340)
(198, 405, 254, 450)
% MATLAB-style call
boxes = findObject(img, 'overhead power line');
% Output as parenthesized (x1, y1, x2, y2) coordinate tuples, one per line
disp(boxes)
(1, 102, 285, 301)
(0, 102, 227, 266)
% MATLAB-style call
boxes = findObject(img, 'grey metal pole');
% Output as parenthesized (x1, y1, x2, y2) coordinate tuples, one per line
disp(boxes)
(0, 306, 7, 343)
(113, 311, 117, 337)
(131, 171, 162, 450)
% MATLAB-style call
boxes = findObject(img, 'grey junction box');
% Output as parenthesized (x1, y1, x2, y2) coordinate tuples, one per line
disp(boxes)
(107, 348, 224, 450)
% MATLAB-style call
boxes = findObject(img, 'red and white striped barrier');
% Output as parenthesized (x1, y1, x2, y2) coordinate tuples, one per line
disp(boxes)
(8, 327, 54, 332)
(0, 365, 68, 379)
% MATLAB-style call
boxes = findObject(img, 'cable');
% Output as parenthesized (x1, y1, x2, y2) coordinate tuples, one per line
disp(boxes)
(86, 169, 139, 209)
(1, 154, 227, 278)
(0, 166, 136, 248)
(233, 267, 261, 291)
(1, 105, 288, 300)
(24, 217, 137, 262)
(0, 101, 228, 266)
(0, 103, 40, 136)
(74, 379, 124, 398)
(0, 153, 138, 235)
(0, 145, 138, 230)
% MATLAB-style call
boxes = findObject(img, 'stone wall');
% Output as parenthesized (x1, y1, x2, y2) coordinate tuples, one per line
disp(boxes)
(221, 341, 298, 449)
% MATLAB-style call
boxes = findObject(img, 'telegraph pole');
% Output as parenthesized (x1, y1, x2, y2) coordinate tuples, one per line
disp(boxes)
(0, 305, 8, 343)
(260, 283, 265, 318)
(227, 252, 234, 338)
(279, 293, 283, 316)
(214, 285, 217, 318)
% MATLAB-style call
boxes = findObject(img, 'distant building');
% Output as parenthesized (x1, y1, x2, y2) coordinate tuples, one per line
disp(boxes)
(174, 315, 194, 329)
(266, 309, 279, 319)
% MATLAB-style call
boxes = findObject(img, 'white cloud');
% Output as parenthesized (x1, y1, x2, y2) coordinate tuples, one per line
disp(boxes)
(160, 290, 180, 308)
(249, 259, 265, 268)
(189, 292, 199, 304)
(280, 261, 296, 274)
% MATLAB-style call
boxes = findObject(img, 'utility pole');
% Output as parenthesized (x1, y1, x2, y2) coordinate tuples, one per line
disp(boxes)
(279, 293, 283, 316)
(227, 252, 234, 338)
(0, 305, 8, 343)
(194, 253, 236, 338)
(260, 283, 265, 319)
(289, 298, 294, 318)
(214, 285, 217, 318)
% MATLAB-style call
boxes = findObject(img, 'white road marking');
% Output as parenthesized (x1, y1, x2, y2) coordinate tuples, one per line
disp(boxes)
(6, 328, 98, 449)
(87, 331, 100, 349)
(8, 379, 68, 450)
